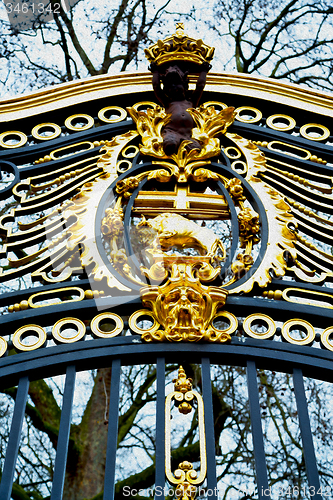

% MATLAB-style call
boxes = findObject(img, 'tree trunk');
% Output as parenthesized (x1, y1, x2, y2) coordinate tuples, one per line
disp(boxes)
(63, 368, 111, 500)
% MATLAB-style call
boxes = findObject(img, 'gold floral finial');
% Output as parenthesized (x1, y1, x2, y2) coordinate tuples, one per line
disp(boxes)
(173, 366, 193, 393)
(172, 366, 193, 415)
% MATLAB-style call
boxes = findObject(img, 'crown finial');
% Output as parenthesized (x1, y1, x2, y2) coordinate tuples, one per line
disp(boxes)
(144, 25, 215, 69)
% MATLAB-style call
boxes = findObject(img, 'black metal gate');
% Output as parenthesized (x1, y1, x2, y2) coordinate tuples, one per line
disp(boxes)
(0, 68, 333, 500)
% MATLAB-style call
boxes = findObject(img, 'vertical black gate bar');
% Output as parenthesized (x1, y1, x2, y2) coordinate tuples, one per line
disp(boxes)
(0, 375, 29, 500)
(155, 357, 165, 500)
(201, 357, 218, 500)
(50, 364, 76, 500)
(293, 368, 322, 500)
(103, 358, 121, 500)
(246, 360, 271, 500)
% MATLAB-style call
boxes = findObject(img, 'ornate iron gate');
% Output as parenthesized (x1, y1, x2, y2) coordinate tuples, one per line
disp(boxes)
(0, 26, 333, 500)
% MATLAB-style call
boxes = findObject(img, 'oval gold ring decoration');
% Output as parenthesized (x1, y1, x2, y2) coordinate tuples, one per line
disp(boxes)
(224, 146, 241, 159)
(130, 101, 159, 112)
(129, 310, 160, 334)
(281, 319, 315, 345)
(117, 159, 132, 173)
(65, 114, 94, 131)
(13, 325, 47, 352)
(201, 100, 228, 111)
(90, 312, 124, 338)
(321, 327, 333, 352)
(122, 145, 139, 158)
(0, 131, 28, 149)
(31, 123, 62, 141)
(98, 106, 127, 123)
(235, 106, 262, 123)
(211, 311, 238, 335)
(231, 160, 247, 174)
(0, 336, 8, 357)
(266, 114, 296, 131)
(243, 314, 276, 339)
(300, 123, 330, 141)
(50, 141, 94, 160)
(52, 318, 86, 343)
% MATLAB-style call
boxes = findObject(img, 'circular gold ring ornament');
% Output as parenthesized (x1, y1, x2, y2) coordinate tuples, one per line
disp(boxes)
(0, 336, 7, 357)
(281, 319, 315, 345)
(98, 106, 127, 123)
(243, 314, 276, 339)
(122, 145, 139, 158)
(266, 114, 296, 131)
(201, 101, 228, 110)
(52, 318, 86, 343)
(31, 123, 62, 140)
(131, 101, 159, 112)
(0, 131, 28, 149)
(13, 325, 47, 351)
(224, 147, 241, 159)
(321, 327, 333, 352)
(65, 114, 94, 131)
(117, 159, 132, 173)
(90, 313, 124, 338)
(235, 106, 262, 123)
(211, 311, 238, 335)
(231, 160, 247, 174)
(299, 123, 330, 141)
(129, 310, 160, 334)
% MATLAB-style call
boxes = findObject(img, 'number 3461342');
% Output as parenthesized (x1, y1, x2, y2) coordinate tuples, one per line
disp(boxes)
(5, 2, 61, 14)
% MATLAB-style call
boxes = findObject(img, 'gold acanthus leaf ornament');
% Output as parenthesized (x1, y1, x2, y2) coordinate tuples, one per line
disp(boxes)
(126, 105, 171, 157)
(127, 103, 236, 169)
(189, 104, 236, 145)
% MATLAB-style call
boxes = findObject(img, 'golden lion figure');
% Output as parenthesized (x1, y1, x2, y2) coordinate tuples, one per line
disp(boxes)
(139, 213, 225, 259)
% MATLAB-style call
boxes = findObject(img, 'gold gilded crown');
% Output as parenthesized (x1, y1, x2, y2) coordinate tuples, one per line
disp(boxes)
(144, 23, 215, 67)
